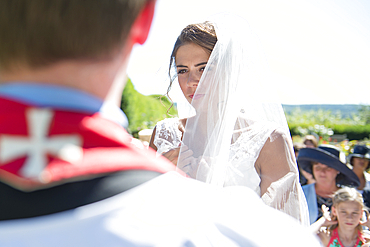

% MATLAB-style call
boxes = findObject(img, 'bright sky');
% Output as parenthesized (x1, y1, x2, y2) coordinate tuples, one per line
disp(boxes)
(127, 0, 370, 105)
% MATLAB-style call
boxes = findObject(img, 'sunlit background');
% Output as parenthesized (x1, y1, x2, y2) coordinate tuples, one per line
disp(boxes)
(127, 0, 370, 105)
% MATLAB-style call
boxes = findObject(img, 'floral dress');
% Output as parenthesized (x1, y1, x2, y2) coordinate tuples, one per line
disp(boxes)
(327, 228, 364, 247)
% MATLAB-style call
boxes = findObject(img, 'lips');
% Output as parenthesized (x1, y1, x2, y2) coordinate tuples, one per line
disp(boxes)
(190, 94, 205, 100)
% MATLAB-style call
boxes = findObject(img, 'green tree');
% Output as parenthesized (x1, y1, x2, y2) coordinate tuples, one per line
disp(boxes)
(121, 79, 177, 137)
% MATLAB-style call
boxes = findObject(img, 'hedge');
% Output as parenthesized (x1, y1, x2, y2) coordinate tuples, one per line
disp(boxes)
(330, 124, 370, 140)
(289, 123, 370, 141)
(121, 79, 177, 137)
(122, 78, 370, 141)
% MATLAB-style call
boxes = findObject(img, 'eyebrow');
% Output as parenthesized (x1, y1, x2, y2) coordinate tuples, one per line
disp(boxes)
(176, 62, 208, 68)
(195, 62, 208, 67)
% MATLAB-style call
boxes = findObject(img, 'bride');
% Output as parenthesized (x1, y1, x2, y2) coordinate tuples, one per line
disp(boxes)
(149, 14, 309, 225)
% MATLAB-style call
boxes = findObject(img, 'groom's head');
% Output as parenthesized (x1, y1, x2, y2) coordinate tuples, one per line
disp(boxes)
(0, 0, 154, 72)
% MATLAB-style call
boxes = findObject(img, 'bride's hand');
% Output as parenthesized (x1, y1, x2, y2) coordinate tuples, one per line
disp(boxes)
(178, 152, 213, 181)
(162, 144, 194, 167)
(161, 147, 181, 165)
(177, 145, 199, 177)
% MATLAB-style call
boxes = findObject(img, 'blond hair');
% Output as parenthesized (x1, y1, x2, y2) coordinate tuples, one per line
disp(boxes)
(329, 187, 365, 232)
(303, 135, 318, 148)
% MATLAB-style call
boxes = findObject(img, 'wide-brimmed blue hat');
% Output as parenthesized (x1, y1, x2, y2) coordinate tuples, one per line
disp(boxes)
(298, 145, 360, 187)
(347, 145, 370, 168)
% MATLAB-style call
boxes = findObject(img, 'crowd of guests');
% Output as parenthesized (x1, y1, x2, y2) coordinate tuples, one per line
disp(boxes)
(294, 134, 370, 244)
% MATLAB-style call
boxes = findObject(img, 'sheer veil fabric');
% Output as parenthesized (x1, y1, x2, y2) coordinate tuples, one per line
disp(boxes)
(176, 13, 310, 225)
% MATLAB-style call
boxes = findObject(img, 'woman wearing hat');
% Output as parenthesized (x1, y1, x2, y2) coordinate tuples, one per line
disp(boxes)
(298, 145, 360, 224)
(348, 145, 370, 191)
(348, 145, 370, 208)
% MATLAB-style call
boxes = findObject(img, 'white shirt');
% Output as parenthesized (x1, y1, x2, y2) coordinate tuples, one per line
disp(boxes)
(0, 172, 320, 247)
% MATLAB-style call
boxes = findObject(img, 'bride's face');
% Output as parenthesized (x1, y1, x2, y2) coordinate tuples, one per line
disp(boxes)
(175, 43, 210, 104)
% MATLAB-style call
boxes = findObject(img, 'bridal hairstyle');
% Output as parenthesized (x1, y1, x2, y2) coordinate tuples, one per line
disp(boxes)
(0, 0, 148, 71)
(167, 22, 218, 97)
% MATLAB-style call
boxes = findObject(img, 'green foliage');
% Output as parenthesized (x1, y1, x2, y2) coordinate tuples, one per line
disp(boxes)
(285, 107, 360, 126)
(121, 79, 177, 137)
(121, 80, 370, 142)
(359, 105, 370, 125)
(286, 106, 370, 141)
(331, 124, 370, 141)
(283, 104, 361, 118)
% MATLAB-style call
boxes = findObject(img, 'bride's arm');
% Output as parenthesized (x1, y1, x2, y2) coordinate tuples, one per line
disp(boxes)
(255, 129, 292, 196)
(255, 128, 309, 224)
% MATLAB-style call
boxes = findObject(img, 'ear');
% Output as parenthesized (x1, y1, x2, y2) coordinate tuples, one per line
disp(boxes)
(332, 206, 337, 217)
(129, 0, 156, 45)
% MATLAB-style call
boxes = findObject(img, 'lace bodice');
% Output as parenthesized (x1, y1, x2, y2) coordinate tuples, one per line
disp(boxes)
(226, 120, 279, 195)
(154, 116, 309, 224)
(153, 117, 263, 194)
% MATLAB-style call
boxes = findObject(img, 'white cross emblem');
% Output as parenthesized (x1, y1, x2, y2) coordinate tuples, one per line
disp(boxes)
(0, 108, 83, 179)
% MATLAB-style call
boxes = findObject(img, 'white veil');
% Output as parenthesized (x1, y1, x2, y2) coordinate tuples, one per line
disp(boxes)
(176, 13, 309, 225)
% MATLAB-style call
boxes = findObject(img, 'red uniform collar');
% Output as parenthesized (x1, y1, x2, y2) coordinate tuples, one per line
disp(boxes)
(0, 97, 177, 191)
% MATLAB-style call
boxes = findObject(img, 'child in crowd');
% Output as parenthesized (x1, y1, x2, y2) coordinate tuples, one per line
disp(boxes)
(312, 187, 370, 247)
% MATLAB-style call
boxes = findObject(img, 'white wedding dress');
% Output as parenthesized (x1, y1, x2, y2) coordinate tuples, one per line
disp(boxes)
(154, 117, 263, 195)
(153, 116, 305, 221)
(154, 13, 309, 225)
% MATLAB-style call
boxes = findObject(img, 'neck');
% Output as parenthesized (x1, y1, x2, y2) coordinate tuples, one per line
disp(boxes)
(352, 167, 365, 177)
(315, 183, 338, 198)
(336, 226, 358, 246)
(0, 46, 131, 107)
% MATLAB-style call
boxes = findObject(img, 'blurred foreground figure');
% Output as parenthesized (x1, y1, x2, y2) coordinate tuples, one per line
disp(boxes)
(0, 1, 320, 246)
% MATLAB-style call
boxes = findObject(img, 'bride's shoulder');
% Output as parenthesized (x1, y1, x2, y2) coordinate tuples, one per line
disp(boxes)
(269, 127, 291, 144)
(262, 128, 290, 153)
